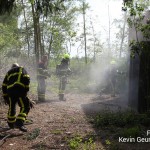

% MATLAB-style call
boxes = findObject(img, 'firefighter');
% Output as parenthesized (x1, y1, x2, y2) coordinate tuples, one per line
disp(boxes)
(2, 63, 33, 132)
(37, 55, 50, 102)
(56, 53, 71, 101)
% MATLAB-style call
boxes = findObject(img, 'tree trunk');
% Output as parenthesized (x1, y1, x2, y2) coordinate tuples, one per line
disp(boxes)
(108, 4, 111, 58)
(21, 0, 30, 57)
(31, 2, 42, 64)
(83, 1, 87, 64)
(119, 11, 127, 58)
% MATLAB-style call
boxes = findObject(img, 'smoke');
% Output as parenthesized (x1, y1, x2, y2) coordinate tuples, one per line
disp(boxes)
(88, 57, 110, 92)
(88, 55, 129, 109)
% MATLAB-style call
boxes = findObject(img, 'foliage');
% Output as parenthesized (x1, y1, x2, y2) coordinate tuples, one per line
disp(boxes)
(0, 0, 15, 15)
(119, 126, 141, 138)
(0, 13, 20, 54)
(123, 0, 150, 56)
(26, 128, 40, 140)
(68, 136, 82, 149)
(93, 111, 150, 128)
(51, 129, 63, 135)
(90, 110, 150, 149)
(18, 0, 83, 61)
(68, 136, 96, 150)
(0, 0, 68, 16)
(123, 0, 150, 113)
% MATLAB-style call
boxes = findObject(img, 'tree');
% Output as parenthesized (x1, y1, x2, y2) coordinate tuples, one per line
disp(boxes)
(82, 0, 87, 64)
(124, 0, 150, 113)
(0, 12, 21, 56)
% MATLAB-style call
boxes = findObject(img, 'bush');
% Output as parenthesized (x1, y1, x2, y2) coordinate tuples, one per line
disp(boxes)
(119, 126, 141, 138)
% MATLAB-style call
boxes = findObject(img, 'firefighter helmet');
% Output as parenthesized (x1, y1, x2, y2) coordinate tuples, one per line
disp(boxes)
(63, 53, 70, 59)
(11, 63, 19, 68)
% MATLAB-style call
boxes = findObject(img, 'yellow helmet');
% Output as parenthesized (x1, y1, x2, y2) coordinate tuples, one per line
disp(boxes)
(63, 53, 70, 59)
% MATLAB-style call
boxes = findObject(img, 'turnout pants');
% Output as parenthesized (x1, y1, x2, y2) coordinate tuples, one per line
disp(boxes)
(59, 76, 67, 100)
(110, 77, 117, 96)
(7, 96, 30, 128)
(37, 78, 46, 102)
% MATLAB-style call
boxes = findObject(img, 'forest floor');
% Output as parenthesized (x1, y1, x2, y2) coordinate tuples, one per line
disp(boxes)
(0, 92, 150, 150)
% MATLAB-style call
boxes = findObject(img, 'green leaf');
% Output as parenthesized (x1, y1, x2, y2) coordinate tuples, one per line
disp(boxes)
(29, 0, 34, 4)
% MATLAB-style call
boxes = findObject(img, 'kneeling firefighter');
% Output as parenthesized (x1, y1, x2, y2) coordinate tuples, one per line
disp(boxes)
(56, 53, 71, 100)
(2, 63, 34, 132)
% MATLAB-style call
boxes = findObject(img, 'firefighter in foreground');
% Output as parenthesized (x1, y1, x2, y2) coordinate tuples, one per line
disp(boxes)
(37, 55, 50, 102)
(56, 54, 71, 101)
(2, 63, 34, 132)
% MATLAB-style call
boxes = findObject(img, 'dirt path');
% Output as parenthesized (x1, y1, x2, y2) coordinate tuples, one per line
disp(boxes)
(0, 93, 128, 150)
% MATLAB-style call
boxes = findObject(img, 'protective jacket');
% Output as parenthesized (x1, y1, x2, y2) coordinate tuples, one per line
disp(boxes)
(56, 58, 71, 76)
(37, 61, 50, 79)
(2, 66, 30, 129)
(2, 66, 30, 97)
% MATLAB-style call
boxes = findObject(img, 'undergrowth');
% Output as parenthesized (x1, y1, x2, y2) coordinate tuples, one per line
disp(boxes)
(88, 110, 150, 150)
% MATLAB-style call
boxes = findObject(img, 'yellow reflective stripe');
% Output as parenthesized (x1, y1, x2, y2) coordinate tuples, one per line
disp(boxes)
(19, 113, 27, 117)
(7, 115, 16, 119)
(7, 73, 19, 81)
(2, 83, 7, 86)
(7, 67, 28, 89)
(16, 117, 25, 121)
(7, 119, 16, 123)
(18, 67, 22, 82)
(23, 74, 30, 78)
(3, 94, 8, 96)
(7, 67, 22, 85)
(7, 82, 25, 89)
(7, 82, 29, 89)
(19, 97, 25, 114)
(17, 98, 26, 121)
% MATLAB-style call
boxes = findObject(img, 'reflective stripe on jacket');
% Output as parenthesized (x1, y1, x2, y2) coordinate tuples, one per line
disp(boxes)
(2, 66, 30, 95)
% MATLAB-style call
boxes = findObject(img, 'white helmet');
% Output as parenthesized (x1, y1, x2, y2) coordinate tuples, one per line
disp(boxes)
(11, 63, 19, 68)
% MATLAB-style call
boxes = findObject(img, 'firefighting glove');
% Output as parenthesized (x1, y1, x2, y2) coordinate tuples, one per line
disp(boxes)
(26, 97, 35, 109)
(3, 95, 9, 105)
(29, 100, 36, 109)
(67, 68, 72, 75)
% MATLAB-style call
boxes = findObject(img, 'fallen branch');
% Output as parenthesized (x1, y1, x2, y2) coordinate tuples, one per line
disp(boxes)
(0, 134, 11, 147)
(33, 134, 51, 145)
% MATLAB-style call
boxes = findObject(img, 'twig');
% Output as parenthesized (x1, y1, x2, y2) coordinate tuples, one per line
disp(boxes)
(34, 134, 51, 145)
(0, 134, 11, 147)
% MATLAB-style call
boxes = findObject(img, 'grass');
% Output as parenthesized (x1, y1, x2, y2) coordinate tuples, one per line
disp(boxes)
(88, 110, 150, 149)
(26, 128, 40, 141)
(50, 129, 63, 135)
(93, 110, 150, 128)
(68, 135, 96, 150)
